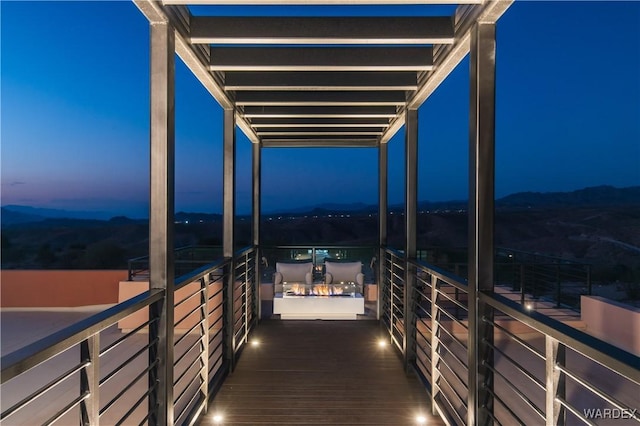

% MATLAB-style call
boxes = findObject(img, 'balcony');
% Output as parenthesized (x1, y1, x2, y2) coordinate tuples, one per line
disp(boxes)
(2, 0, 639, 425)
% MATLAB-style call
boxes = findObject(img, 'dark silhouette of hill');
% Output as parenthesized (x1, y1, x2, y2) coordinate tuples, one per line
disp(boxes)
(497, 185, 640, 209)
(1, 186, 639, 285)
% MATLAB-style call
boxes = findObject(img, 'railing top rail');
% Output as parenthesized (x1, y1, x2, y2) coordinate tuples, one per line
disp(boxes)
(234, 245, 255, 258)
(480, 291, 640, 384)
(410, 258, 469, 292)
(261, 245, 377, 250)
(174, 258, 229, 290)
(383, 246, 405, 259)
(1, 289, 165, 384)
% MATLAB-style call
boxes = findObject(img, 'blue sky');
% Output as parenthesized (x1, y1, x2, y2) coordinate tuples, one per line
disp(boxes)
(2, 1, 639, 217)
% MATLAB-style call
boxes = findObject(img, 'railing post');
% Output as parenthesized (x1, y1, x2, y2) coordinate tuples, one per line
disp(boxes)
(586, 265, 592, 296)
(556, 264, 562, 308)
(545, 336, 566, 426)
(245, 251, 250, 343)
(520, 264, 526, 306)
(80, 335, 100, 425)
(200, 276, 209, 413)
(224, 260, 235, 371)
(430, 274, 440, 417)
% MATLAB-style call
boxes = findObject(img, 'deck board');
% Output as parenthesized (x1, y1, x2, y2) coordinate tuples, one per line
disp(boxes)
(198, 320, 445, 425)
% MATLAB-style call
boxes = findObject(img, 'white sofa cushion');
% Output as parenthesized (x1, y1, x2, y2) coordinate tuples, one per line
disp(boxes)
(325, 261, 364, 286)
(274, 262, 313, 285)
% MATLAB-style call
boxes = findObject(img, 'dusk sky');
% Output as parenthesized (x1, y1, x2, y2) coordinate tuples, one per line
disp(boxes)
(2, 2, 639, 218)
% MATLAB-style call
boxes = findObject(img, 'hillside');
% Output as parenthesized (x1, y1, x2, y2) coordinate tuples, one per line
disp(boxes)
(1, 186, 639, 284)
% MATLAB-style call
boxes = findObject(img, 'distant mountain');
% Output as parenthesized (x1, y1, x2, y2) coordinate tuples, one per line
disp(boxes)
(1, 205, 113, 222)
(497, 185, 640, 209)
(267, 202, 377, 215)
(1, 207, 46, 225)
(3, 186, 638, 226)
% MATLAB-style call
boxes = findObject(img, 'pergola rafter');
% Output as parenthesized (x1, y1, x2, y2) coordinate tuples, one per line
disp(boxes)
(134, 0, 511, 147)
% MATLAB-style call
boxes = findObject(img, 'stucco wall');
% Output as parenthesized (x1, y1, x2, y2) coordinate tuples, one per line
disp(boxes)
(581, 295, 640, 354)
(0, 270, 126, 308)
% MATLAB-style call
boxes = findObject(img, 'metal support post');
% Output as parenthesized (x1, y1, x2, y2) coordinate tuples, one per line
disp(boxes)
(80, 335, 100, 425)
(223, 108, 236, 371)
(545, 336, 566, 426)
(252, 142, 261, 320)
(404, 108, 418, 371)
(468, 21, 496, 426)
(148, 20, 175, 426)
(378, 142, 388, 321)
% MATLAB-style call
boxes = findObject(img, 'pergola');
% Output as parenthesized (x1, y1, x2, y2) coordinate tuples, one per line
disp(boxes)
(3, 3, 640, 426)
(134, 1, 510, 424)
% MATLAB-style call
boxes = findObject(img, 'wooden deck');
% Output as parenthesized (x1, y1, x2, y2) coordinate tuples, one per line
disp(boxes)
(198, 320, 445, 425)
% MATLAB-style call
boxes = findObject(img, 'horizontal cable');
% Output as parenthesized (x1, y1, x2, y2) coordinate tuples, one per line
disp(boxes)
(174, 303, 205, 329)
(101, 317, 157, 357)
(433, 321, 468, 353)
(484, 363, 545, 421)
(44, 391, 89, 426)
(556, 396, 597, 426)
(100, 359, 158, 417)
(433, 383, 466, 426)
(434, 304, 468, 330)
(174, 287, 205, 310)
(1, 361, 89, 421)
(175, 319, 206, 348)
(483, 317, 544, 360)
(173, 367, 205, 412)
(174, 337, 203, 370)
(484, 340, 545, 391)
(485, 386, 526, 426)
(435, 287, 468, 312)
(557, 364, 640, 422)
(435, 352, 468, 396)
(100, 339, 157, 388)
(115, 386, 155, 426)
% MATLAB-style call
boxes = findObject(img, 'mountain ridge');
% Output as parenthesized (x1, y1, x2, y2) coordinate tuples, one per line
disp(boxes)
(2, 185, 639, 226)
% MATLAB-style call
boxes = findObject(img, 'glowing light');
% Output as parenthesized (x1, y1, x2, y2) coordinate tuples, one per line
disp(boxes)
(213, 414, 224, 423)
(251, 340, 260, 347)
(416, 414, 427, 424)
(525, 303, 534, 311)
(378, 339, 387, 347)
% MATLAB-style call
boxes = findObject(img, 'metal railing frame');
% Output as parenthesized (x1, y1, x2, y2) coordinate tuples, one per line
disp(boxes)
(380, 245, 640, 426)
(1, 246, 258, 426)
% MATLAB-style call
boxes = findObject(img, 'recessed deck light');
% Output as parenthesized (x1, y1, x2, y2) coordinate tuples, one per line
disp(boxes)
(213, 414, 224, 423)
(378, 339, 387, 347)
(251, 340, 260, 347)
(416, 414, 427, 424)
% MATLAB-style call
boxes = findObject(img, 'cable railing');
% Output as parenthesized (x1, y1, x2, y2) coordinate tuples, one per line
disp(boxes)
(1, 246, 258, 426)
(127, 246, 224, 281)
(417, 246, 592, 311)
(381, 248, 406, 354)
(0, 290, 164, 425)
(380, 245, 640, 426)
